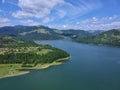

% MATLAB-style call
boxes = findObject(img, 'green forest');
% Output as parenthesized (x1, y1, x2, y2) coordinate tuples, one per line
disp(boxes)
(76, 29, 120, 47)
(0, 36, 70, 67)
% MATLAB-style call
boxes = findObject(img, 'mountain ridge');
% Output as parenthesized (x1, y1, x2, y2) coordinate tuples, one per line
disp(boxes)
(0, 25, 100, 40)
(76, 29, 120, 47)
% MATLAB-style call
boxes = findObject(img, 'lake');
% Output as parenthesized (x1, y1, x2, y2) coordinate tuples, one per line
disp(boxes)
(0, 40, 120, 90)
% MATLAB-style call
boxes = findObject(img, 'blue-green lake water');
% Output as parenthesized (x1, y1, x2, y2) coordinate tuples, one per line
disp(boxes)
(0, 40, 120, 90)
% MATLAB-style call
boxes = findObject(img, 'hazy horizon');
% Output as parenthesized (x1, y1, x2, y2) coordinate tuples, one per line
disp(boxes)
(0, 24, 120, 31)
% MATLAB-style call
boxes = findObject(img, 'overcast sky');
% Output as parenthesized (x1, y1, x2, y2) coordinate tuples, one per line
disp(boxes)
(0, 0, 120, 30)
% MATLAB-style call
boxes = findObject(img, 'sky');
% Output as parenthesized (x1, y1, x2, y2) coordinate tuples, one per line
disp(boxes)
(0, 0, 120, 30)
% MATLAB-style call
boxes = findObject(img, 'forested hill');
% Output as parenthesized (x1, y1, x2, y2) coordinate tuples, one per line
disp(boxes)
(0, 36, 38, 48)
(76, 29, 120, 47)
(0, 36, 70, 66)
(0, 25, 93, 40)
(0, 25, 66, 40)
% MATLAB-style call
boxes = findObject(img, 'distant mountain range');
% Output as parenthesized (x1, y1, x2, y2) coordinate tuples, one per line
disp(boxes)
(0, 25, 119, 47)
(61, 29, 91, 38)
(0, 25, 64, 40)
(76, 29, 120, 47)
(0, 25, 100, 40)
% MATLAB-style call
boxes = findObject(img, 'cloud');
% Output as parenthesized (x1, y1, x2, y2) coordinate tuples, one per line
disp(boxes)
(57, 10, 66, 18)
(0, 18, 10, 23)
(2, 0, 5, 3)
(85, 21, 120, 30)
(60, 0, 102, 19)
(6, 1, 19, 6)
(0, 18, 10, 27)
(63, 25, 67, 28)
(12, 0, 64, 18)
(12, 0, 102, 20)
(76, 15, 120, 30)
(77, 15, 119, 25)
(20, 19, 40, 26)
(42, 17, 51, 23)
(43, 0, 102, 24)
(47, 15, 120, 30)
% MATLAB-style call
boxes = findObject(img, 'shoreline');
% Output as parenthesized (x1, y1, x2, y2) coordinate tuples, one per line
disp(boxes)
(0, 56, 70, 79)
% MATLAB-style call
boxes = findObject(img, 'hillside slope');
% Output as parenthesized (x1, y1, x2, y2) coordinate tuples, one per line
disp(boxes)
(76, 29, 120, 47)
(0, 25, 93, 40)
(0, 26, 65, 40)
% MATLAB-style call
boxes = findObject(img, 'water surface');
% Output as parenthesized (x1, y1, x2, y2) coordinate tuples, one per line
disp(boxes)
(0, 40, 120, 90)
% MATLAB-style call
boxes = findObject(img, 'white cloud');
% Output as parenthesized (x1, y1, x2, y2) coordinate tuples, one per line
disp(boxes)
(2, 0, 5, 3)
(20, 19, 40, 26)
(0, 18, 10, 23)
(61, 0, 102, 20)
(0, 18, 10, 27)
(44, 0, 102, 26)
(63, 25, 68, 28)
(76, 15, 120, 30)
(12, 0, 64, 18)
(98, 21, 120, 30)
(43, 17, 52, 23)
(12, 0, 102, 20)
(87, 21, 120, 30)
(57, 10, 66, 18)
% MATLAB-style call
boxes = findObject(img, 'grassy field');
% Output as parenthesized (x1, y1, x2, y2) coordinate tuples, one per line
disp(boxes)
(0, 56, 70, 79)
(0, 63, 61, 79)
(0, 64, 26, 78)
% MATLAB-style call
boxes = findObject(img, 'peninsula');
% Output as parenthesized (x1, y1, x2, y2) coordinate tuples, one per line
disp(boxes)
(0, 36, 70, 78)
